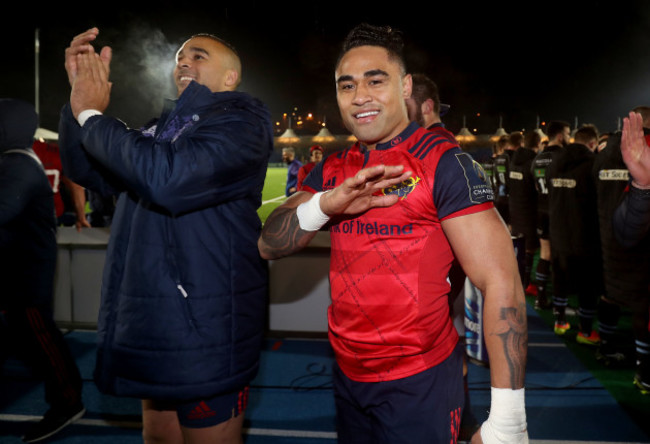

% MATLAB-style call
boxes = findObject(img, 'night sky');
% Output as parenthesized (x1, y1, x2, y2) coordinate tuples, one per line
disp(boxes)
(3, 1, 650, 138)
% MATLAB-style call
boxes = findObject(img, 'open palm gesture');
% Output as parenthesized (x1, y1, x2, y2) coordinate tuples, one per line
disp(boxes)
(622, 111, 650, 188)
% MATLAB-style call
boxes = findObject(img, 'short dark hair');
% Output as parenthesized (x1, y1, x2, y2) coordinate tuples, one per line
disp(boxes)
(508, 131, 524, 147)
(524, 130, 541, 149)
(337, 23, 406, 74)
(546, 120, 571, 139)
(574, 124, 599, 145)
(411, 73, 440, 115)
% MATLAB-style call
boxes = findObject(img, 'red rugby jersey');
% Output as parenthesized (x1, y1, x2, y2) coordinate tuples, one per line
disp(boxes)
(303, 122, 494, 382)
(32, 140, 64, 217)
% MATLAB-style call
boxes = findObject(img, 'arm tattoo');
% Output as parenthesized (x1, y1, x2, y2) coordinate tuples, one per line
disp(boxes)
(494, 302, 528, 388)
(259, 206, 315, 259)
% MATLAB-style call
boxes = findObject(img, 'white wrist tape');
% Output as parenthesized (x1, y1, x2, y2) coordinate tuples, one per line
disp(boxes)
(480, 387, 528, 444)
(77, 109, 103, 127)
(296, 192, 330, 231)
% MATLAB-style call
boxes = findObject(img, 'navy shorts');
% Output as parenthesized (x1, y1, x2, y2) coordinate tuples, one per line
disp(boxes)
(333, 343, 465, 444)
(154, 387, 249, 428)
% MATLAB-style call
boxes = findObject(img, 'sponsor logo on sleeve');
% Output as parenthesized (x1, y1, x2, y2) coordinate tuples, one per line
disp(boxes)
(455, 153, 494, 203)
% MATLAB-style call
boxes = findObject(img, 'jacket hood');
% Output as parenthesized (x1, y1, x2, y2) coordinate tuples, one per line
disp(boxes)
(511, 147, 537, 166)
(0, 98, 38, 153)
(158, 81, 273, 143)
(180, 81, 270, 120)
(555, 142, 593, 171)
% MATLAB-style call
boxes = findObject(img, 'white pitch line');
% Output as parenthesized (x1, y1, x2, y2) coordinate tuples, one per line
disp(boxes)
(262, 195, 286, 205)
(245, 427, 337, 439)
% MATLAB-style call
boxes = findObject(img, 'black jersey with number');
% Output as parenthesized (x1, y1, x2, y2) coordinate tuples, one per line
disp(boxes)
(532, 144, 562, 214)
(493, 150, 513, 202)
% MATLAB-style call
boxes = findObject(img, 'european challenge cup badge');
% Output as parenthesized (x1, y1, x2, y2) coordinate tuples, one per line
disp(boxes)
(382, 176, 421, 199)
(455, 152, 494, 203)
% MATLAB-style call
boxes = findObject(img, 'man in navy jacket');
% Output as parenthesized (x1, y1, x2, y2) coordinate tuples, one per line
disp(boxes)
(60, 28, 273, 443)
(0, 98, 84, 443)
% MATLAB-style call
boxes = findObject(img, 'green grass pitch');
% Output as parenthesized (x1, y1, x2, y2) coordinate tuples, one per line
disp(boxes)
(258, 167, 288, 223)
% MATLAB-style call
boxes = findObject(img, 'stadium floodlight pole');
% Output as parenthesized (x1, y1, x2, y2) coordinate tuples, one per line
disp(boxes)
(35, 28, 40, 115)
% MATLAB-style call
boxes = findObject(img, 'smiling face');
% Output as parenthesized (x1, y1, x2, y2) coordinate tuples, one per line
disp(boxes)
(335, 45, 412, 149)
(173, 36, 241, 96)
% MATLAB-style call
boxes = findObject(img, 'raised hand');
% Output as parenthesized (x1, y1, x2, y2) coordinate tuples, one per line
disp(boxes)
(70, 50, 112, 119)
(258, 164, 412, 260)
(319, 164, 412, 216)
(64, 28, 112, 87)
(621, 111, 650, 188)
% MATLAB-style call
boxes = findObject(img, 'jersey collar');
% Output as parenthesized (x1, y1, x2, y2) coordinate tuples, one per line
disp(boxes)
(427, 122, 445, 131)
(360, 122, 420, 152)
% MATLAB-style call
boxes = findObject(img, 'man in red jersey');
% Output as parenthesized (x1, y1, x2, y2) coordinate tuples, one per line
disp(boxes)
(259, 23, 527, 444)
(296, 144, 324, 190)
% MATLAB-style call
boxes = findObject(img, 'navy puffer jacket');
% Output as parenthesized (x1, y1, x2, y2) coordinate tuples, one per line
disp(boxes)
(59, 82, 273, 400)
(0, 99, 57, 310)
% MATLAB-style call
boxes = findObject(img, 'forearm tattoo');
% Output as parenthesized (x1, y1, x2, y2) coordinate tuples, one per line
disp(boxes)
(494, 302, 528, 388)
(260, 207, 314, 259)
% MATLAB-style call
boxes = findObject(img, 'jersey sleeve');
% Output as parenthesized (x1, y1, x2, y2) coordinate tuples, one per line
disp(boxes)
(434, 147, 494, 220)
(301, 159, 324, 194)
